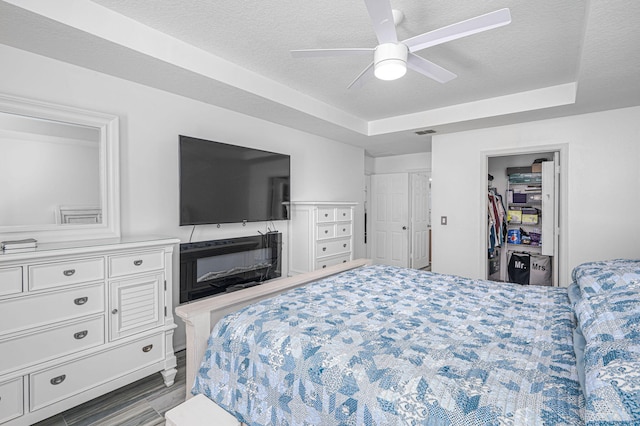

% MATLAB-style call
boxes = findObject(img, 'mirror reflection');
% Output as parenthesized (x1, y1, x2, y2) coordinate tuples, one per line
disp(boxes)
(0, 111, 101, 227)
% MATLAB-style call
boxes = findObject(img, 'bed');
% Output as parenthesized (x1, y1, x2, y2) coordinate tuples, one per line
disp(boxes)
(172, 258, 640, 425)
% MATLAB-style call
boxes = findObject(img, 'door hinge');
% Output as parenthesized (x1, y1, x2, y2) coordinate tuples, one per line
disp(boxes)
(164, 280, 167, 291)
(164, 306, 167, 316)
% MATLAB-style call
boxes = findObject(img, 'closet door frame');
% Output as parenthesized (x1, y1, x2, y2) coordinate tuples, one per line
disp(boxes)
(481, 144, 568, 286)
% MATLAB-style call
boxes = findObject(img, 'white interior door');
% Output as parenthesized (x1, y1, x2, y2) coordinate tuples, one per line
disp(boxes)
(542, 152, 560, 285)
(371, 173, 409, 267)
(410, 172, 430, 269)
(541, 160, 555, 256)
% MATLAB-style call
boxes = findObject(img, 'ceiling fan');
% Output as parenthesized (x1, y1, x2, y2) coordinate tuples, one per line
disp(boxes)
(291, 0, 511, 88)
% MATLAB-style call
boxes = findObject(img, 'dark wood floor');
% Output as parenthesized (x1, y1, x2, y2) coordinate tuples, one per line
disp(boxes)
(35, 350, 186, 426)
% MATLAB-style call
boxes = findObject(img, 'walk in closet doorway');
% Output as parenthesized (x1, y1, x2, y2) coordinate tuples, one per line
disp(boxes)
(484, 147, 567, 287)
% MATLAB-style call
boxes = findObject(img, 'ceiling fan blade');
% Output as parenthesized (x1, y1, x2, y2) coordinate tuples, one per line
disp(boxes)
(404, 8, 511, 53)
(347, 62, 374, 89)
(291, 48, 373, 58)
(407, 54, 457, 83)
(364, 0, 398, 44)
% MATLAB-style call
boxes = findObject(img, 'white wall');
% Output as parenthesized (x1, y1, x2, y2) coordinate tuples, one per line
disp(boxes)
(432, 106, 640, 285)
(366, 152, 431, 174)
(0, 44, 365, 349)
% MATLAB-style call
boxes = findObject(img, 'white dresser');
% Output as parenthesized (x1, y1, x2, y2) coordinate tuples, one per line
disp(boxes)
(0, 236, 179, 425)
(289, 202, 356, 275)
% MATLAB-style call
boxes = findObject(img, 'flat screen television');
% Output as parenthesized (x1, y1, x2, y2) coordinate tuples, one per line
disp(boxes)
(179, 135, 290, 225)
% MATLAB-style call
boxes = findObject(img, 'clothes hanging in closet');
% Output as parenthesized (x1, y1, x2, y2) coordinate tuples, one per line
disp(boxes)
(488, 188, 506, 255)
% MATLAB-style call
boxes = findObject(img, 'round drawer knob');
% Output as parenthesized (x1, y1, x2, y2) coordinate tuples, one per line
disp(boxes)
(324, 230, 329, 234)
(112, 308, 118, 314)
(322, 247, 327, 252)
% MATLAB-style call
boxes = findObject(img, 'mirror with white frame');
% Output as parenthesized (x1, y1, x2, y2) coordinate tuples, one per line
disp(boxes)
(0, 94, 120, 243)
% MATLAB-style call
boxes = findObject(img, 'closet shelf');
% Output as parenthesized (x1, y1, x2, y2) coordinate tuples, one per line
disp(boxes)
(507, 243, 542, 249)
(508, 203, 542, 207)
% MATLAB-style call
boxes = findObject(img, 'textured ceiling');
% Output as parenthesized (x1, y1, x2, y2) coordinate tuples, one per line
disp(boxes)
(88, 0, 584, 120)
(1, 0, 639, 156)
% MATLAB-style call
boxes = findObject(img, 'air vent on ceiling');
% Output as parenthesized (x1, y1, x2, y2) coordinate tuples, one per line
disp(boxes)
(415, 129, 436, 135)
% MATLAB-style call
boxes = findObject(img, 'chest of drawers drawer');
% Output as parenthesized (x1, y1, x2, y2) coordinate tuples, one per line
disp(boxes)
(0, 315, 104, 376)
(317, 208, 336, 223)
(316, 239, 351, 258)
(336, 223, 352, 237)
(0, 377, 23, 424)
(29, 258, 104, 291)
(30, 332, 164, 411)
(1, 283, 104, 335)
(335, 207, 352, 221)
(0, 266, 22, 297)
(109, 250, 164, 278)
(316, 253, 351, 270)
(317, 224, 336, 240)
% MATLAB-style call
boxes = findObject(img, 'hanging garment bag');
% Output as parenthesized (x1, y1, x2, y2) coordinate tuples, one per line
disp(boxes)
(508, 252, 530, 285)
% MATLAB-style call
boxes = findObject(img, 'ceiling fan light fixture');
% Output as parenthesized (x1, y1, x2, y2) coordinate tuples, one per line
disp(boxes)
(375, 59, 406, 80)
(374, 43, 408, 81)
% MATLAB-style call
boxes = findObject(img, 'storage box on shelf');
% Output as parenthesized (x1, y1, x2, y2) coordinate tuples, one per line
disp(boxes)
(0, 236, 179, 426)
(289, 202, 356, 275)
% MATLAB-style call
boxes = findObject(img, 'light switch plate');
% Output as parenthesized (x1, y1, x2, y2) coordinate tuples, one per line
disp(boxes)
(441, 216, 447, 225)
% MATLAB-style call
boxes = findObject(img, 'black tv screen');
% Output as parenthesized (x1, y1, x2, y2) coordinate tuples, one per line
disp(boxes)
(179, 136, 290, 225)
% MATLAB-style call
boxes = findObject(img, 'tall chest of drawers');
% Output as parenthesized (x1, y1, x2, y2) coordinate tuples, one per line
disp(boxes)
(289, 202, 356, 275)
(0, 236, 179, 425)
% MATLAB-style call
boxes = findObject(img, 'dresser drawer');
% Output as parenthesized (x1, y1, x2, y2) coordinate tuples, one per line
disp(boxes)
(0, 377, 23, 424)
(0, 316, 104, 376)
(317, 207, 336, 223)
(1, 283, 104, 335)
(109, 250, 164, 278)
(317, 224, 335, 240)
(316, 254, 351, 270)
(316, 239, 351, 258)
(336, 223, 352, 237)
(0, 266, 22, 297)
(29, 258, 104, 291)
(335, 207, 352, 221)
(30, 332, 164, 411)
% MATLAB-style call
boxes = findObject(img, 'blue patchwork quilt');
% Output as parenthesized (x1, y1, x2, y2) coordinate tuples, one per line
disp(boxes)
(193, 265, 585, 425)
(572, 259, 640, 424)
